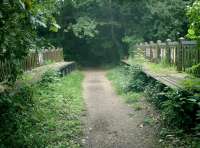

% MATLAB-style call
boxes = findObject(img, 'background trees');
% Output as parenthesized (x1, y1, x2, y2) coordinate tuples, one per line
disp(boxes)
(41, 0, 194, 66)
(187, 0, 200, 40)
(0, 0, 197, 78)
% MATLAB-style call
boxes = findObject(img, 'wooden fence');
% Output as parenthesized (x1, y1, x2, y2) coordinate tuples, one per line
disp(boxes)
(0, 48, 64, 82)
(136, 38, 200, 71)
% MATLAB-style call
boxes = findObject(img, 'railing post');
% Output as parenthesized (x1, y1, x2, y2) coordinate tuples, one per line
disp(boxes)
(38, 51, 44, 66)
(166, 39, 171, 65)
(150, 41, 154, 61)
(157, 40, 162, 62)
(138, 43, 143, 59)
(144, 42, 148, 59)
(177, 37, 184, 72)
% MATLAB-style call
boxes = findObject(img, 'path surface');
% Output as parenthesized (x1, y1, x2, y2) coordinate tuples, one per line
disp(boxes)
(83, 70, 158, 148)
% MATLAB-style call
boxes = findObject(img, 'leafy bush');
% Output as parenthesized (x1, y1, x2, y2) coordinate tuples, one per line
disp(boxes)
(186, 63, 200, 78)
(0, 82, 34, 147)
(109, 65, 148, 93)
(109, 65, 200, 147)
(0, 0, 61, 83)
(183, 78, 200, 93)
(114, 64, 200, 134)
(144, 78, 200, 132)
(39, 70, 60, 85)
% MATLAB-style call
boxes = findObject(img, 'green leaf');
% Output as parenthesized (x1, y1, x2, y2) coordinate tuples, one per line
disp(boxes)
(19, 0, 26, 10)
(188, 28, 195, 35)
(50, 23, 61, 32)
(187, 98, 197, 102)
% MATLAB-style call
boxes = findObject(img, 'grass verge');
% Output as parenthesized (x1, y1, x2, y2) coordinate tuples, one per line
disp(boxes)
(0, 70, 84, 147)
(107, 66, 143, 106)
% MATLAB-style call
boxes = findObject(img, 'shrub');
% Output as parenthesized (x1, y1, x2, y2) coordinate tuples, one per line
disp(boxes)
(39, 69, 60, 86)
(110, 65, 200, 147)
(123, 65, 148, 92)
(186, 63, 200, 78)
(0, 82, 34, 147)
(0, 70, 84, 147)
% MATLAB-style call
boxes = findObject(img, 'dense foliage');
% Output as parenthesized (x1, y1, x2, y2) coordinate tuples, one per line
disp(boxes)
(0, 70, 84, 147)
(0, 0, 196, 73)
(0, 0, 61, 82)
(108, 65, 200, 147)
(186, 63, 200, 77)
(39, 0, 194, 66)
(187, 0, 200, 40)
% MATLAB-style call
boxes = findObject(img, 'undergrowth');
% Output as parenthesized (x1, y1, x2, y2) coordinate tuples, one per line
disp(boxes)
(0, 70, 84, 147)
(108, 65, 200, 148)
(186, 63, 200, 78)
(107, 65, 144, 104)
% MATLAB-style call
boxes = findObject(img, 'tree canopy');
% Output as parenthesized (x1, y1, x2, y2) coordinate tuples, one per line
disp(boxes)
(0, 0, 197, 80)
(41, 0, 194, 66)
(0, 0, 62, 81)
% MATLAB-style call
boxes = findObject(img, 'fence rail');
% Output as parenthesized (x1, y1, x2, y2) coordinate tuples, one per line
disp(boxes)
(136, 38, 200, 71)
(0, 48, 64, 82)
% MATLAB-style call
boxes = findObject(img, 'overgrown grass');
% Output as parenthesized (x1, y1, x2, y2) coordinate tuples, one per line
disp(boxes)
(143, 62, 177, 74)
(107, 66, 143, 109)
(0, 70, 84, 147)
(128, 54, 186, 75)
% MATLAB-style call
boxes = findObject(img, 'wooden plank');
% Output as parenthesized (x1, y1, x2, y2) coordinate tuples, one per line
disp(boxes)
(143, 68, 183, 89)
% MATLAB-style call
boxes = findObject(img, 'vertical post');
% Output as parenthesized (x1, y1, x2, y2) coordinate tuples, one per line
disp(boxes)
(139, 43, 143, 59)
(144, 42, 148, 59)
(166, 39, 171, 65)
(157, 40, 162, 62)
(150, 41, 154, 62)
(38, 52, 44, 66)
(177, 37, 184, 72)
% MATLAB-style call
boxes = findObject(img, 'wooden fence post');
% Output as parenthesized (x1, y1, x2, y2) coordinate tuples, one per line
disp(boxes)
(144, 42, 148, 59)
(166, 39, 171, 65)
(176, 37, 184, 71)
(157, 40, 162, 62)
(139, 43, 143, 59)
(150, 41, 154, 61)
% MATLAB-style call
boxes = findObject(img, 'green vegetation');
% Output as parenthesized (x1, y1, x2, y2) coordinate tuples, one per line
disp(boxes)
(187, 0, 200, 40)
(145, 79, 200, 147)
(1, 0, 200, 146)
(1, 0, 197, 80)
(183, 78, 200, 92)
(108, 65, 200, 148)
(143, 62, 177, 74)
(0, 0, 62, 82)
(107, 66, 145, 110)
(186, 64, 200, 78)
(0, 70, 84, 147)
(41, 0, 195, 66)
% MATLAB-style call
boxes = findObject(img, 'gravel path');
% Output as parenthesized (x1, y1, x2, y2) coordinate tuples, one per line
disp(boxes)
(83, 70, 159, 148)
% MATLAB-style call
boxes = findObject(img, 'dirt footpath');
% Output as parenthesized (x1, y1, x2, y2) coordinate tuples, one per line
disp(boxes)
(82, 70, 159, 148)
